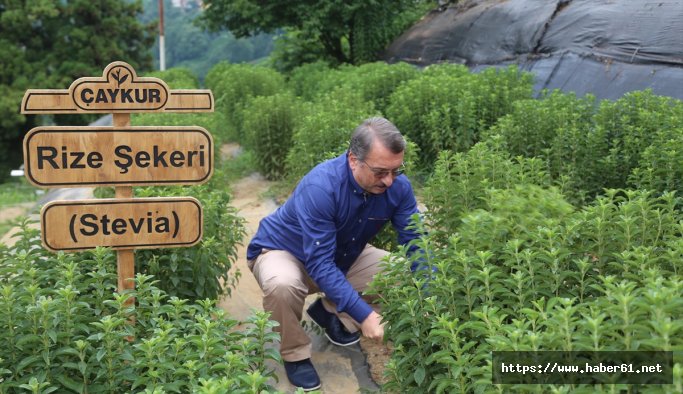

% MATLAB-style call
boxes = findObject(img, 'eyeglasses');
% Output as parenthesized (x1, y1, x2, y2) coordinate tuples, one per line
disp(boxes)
(359, 159, 405, 178)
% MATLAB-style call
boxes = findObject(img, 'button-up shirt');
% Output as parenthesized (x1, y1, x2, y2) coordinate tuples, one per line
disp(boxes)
(247, 152, 422, 323)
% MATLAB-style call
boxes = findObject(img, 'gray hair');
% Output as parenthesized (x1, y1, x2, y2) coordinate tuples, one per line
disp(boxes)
(349, 117, 406, 161)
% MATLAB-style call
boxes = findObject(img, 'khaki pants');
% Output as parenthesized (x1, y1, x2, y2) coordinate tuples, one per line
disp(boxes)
(248, 245, 389, 362)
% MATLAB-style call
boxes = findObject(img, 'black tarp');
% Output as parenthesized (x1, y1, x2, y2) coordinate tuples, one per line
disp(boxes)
(383, 0, 683, 101)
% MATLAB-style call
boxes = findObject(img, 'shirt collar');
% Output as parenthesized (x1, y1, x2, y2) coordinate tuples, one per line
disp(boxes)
(344, 152, 369, 198)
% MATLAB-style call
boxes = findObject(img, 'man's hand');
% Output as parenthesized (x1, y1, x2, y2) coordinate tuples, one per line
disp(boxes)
(360, 311, 384, 340)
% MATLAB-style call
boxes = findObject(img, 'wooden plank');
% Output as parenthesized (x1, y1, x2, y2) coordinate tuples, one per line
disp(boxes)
(21, 90, 214, 113)
(164, 90, 214, 112)
(41, 197, 203, 252)
(23, 126, 213, 187)
(113, 114, 136, 302)
(21, 90, 77, 113)
(20, 61, 213, 113)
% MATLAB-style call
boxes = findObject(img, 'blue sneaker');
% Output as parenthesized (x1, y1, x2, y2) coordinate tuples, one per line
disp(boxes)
(306, 298, 361, 346)
(284, 358, 321, 391)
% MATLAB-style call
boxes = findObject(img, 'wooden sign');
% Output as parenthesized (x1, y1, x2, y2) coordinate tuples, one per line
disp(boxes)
(41, 197, 202, 252)
(21, 59, 215, 301)
(23, 126, 213, 187)
(21, 61, 213, 113)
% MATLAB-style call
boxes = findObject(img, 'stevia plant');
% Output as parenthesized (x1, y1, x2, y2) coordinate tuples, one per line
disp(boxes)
(422, 139, 552, 245)
(386, 65, 533, 171)
(241, 92, 303, 180)
(203, 63, 287, 144)
(132, 184, 246, 301)
(486, 89, 683, 203)
(369, 180, 683, 393)
(0, 224, 280, 393)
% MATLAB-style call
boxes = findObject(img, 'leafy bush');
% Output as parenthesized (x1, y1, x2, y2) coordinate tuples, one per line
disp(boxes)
(286, 61, 334, 100)
(132, 184, 245, 301)
(285, 88, 377, 181)
(484, 90, 595, 160)
(0, 223, 279, 393)
(386, 65, 533, 170)
(129, 94, 245, 301)
(591, 90, 683, 193)
(422, 139, 551, 243)
(143, 67, 200, 89)
(293, 64, 349, 100)
(371, 188, 683, 393)
(386, 70, 462, 165)
(241, 92, 303, 180)
(292, 62, 419, 114)
(204, 63, 287, 143)
(487, 89, 683, 201)
(350, 62, 420, 114)
(484, 90, 596, 203)
(630, 127, 683, 196)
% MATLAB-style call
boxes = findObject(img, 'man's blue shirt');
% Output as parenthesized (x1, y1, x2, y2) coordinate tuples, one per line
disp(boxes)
(247, 152, 422, 323)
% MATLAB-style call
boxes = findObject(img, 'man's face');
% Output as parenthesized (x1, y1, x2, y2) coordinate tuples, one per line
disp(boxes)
(349, 139, 405, 195)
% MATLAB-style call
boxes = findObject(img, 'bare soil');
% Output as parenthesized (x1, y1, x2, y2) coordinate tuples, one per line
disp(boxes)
(360, 337, 392, 385)
(0, 203, 33, 222)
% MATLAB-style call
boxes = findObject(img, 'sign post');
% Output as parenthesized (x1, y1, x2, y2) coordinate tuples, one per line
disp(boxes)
(21, 61, 214, 300)
(114, 113, 135, 296)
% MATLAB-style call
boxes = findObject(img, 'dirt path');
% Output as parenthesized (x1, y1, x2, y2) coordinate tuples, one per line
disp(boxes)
(0, 187, 94, 246)
(0, 203, 34, 222)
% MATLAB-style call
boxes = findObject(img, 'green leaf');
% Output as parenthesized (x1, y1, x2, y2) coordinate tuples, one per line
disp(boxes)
(16, 354, 42, 372)
(16, 334, 41, 347)
(47, 330, 58, 343)
(414, 366, 426, 386)
(53, 346, 79, 358)
(61, 361, 81, 371)
(55, 374, 84, 393)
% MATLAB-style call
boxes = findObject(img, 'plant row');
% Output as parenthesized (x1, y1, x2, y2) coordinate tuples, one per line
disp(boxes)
(369, 140, 683, 392)
(201, 61, 533, 182)
(0, 225, 279, 393)
(194, 60, 683, 209)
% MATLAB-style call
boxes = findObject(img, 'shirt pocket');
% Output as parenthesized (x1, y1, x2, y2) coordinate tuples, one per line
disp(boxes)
(367, 216, 390, 232)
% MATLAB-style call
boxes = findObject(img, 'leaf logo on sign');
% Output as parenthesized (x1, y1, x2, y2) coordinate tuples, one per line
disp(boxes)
(111, 68, 129, 87)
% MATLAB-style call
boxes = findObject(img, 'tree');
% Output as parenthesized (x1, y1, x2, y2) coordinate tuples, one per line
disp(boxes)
(139, 0, 274, 80)
(200, 0, 431, 67)
(0, 0, 154, 180)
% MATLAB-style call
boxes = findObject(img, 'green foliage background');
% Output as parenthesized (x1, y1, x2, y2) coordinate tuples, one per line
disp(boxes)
(139, 0, 274, 80)
(200, 0, 432, 70)
(0, 0, 155, 181)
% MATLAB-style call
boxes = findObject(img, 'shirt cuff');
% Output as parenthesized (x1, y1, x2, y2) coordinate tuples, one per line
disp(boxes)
(345, 296, 373, 323)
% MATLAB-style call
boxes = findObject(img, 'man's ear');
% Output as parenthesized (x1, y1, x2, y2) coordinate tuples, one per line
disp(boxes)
(348, 151, 361, 171)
